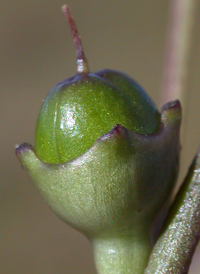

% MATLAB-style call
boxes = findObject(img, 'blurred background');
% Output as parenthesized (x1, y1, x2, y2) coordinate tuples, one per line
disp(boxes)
(1, 0, 200, 273)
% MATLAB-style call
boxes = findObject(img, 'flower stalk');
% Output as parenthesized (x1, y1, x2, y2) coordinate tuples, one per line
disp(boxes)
(93, 234, 151, 274)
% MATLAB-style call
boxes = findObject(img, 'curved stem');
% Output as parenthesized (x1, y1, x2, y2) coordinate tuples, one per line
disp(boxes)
(62, 5, 89, 74)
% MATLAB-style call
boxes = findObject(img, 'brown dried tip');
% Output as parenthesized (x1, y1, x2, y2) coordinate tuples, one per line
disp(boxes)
(62, 4, 89, 74)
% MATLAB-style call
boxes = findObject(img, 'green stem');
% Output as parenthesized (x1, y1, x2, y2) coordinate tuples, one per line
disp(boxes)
(144, 148, 200, 273)
(92, 233, 152, 274)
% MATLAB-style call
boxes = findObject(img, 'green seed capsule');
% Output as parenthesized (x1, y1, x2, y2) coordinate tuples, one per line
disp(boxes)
(34, 6, 160, 164)
(35, 71, 160, 164)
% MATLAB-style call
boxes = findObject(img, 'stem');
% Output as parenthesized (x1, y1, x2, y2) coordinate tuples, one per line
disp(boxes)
(160, 0, 197, 109)
(92, 233, 152, 274)
(144, 149, 200, 274)
(62, 5, 89, 74)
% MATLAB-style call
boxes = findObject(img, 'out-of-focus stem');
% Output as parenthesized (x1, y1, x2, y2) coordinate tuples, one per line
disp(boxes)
(160, 0, 197, 110)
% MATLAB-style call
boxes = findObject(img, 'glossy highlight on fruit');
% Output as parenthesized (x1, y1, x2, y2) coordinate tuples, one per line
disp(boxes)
(34, 6, 160, 164)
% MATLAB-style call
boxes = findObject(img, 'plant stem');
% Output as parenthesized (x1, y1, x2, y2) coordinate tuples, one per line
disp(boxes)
(144, 148, 200, 274)
(160, 0, 197, 110)
(92, 233, 152, 274)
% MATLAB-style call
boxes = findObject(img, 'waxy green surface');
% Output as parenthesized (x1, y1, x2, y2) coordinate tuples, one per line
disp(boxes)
(35, 70, 160, 164)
